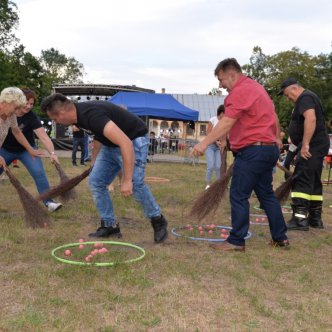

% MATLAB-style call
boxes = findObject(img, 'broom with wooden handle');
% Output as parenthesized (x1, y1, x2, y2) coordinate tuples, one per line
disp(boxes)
(5, 168, 50, 228)
(37, 167, 92, 202)
(274, 162, 295, 202)
(53, 162, 77, 201)
(189, 149, 233, 220)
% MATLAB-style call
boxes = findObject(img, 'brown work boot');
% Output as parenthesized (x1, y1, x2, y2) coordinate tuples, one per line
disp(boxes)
(210, 242, 245, 252)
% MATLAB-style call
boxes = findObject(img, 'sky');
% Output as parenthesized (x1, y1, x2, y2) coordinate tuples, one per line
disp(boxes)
(15, 0, 332, 94)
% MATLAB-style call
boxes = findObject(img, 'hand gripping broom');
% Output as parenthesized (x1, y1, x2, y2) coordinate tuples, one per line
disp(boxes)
(274, 162, 295, 202)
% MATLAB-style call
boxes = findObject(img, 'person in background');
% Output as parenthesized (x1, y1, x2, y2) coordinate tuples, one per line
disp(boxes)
(0, 87, 43, 170)
(283, 137, 298, 180)
(83, 132, 90, 162)
(204, 105, 224, 190)
(193, 58, 288, 252)
(12, 159, 19, 168)
(278, 78, 330, 230)
(0, 88, 62, 212)
(41, 94, 168, 243)
(71, 124, 86, 166)
(148, 131, 158, 162)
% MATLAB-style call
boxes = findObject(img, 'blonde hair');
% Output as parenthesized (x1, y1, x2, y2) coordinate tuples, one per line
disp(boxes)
(0, 87, 27, 106)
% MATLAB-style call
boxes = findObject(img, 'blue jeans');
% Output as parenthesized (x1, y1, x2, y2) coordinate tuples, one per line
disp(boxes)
(0, 147, 54, 205)
(229, 145, 287, 246)
(88, 135, 161, 226)
(205, 143, 221, 183)
(72, 137, 85, 165)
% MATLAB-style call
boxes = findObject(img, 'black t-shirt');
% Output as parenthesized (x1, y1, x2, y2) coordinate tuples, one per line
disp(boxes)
(288, 90, 329, 147)
(75, 101, 148, 147)
(2, 111, 42, 152)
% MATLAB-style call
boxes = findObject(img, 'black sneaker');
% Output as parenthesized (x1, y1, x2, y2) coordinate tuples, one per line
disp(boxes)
(88, 223, 122, 238)
(150, 214, 168, 243)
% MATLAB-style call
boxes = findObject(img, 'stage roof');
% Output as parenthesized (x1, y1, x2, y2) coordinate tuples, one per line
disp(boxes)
(52, 84, 155, 96)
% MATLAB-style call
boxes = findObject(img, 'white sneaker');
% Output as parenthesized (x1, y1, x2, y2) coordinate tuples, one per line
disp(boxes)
(0, 174, 9, 181)
(205, 185, 210, 191)
(47, 202, 63, 212)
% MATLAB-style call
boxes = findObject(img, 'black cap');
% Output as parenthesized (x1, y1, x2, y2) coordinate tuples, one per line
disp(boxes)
(277, 77, 298, 96)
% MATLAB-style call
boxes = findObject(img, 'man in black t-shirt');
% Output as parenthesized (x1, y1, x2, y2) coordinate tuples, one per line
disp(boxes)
(278, 78, 330, 230)
(41, 93, 168, 242)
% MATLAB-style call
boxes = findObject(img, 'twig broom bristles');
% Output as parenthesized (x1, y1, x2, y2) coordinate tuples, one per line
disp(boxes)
(5, 168, 50, 228)
(53, 162, 77, 202)
(189, 152, 234, 220)
(274, 162, 295, 202)
(37, 167, 92, 202)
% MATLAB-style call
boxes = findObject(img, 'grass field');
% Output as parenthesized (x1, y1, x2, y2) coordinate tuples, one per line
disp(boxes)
(0, 158, 331, 332)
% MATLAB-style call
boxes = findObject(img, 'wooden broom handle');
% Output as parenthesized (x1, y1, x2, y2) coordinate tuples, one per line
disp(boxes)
(276, 162, 293, 176)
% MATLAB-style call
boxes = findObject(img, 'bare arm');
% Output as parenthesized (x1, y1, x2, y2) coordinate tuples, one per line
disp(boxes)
(275, 114, 283, 149)
(103, 121, 135, 197)
(34, 127, 59, 163)
(301, 109, 316, 160)
(206, 122, 213, 135)
(193, 117, 236, 156)
(12, 127, 45, 158)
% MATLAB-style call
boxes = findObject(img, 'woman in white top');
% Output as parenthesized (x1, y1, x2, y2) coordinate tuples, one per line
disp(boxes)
(0, 87, 43, 169)
(205, 105, 224, 190)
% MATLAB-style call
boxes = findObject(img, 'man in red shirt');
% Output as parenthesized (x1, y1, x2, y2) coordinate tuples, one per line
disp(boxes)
(193, 58, 288, 252)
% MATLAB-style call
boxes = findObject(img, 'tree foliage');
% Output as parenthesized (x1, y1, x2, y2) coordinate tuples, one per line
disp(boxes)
(0, 2, 85, 115)
(0, 0, 19, 50)
(242, 46, 332, 131)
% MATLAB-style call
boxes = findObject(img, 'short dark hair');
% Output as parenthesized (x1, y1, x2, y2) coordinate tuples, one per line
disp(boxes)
(40, 93, 72, 114)
(217, 104, 225, 116)
(214, 58, 242, 76)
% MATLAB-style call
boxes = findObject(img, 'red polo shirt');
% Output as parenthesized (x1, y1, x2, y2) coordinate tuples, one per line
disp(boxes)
(224, 75, 277, 152)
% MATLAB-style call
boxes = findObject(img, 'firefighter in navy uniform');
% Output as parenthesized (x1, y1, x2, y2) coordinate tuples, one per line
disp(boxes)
(278, 78, 330, 230)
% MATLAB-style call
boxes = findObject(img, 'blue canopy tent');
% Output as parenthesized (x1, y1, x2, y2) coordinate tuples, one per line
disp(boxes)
(110, 92, 199, 121)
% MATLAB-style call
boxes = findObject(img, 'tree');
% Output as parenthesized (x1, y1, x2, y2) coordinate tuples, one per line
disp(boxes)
(0, 0, 19, 50)
(243, 47, 332, 130)
(40, 48, 85, 84)
(242, 46, 269, 86)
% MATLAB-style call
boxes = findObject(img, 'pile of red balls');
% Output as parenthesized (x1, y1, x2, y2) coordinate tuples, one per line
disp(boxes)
(250, 216, 267, 223)
(64, 239, 109, 262)
(184, 224, 229, 239)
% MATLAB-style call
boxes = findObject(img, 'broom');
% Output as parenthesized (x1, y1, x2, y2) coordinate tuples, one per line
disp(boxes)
(53, 162, 77, 202)
(220, 147, 227, 177)
(37, 167, 92, 202)
(5, 168, 50, 228)
(189, 150, 234, 220)
(274, 162, 295, 202)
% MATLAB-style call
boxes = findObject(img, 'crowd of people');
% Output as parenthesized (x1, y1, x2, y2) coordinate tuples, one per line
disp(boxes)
(0, 57, 331, 249)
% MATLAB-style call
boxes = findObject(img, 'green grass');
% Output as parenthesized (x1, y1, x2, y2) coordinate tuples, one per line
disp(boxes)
(0, 158, 331, 331)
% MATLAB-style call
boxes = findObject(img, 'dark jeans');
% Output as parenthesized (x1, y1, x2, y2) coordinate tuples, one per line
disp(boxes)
(229, 145, 287, 246)
(72, 137, 85, 165)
